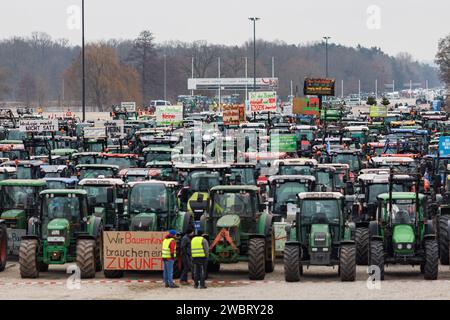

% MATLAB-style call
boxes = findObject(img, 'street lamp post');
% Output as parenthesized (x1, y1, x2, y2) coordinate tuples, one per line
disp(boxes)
(249, 17, 260, 92)
(82, 0, 86, 122)
(323, 36, 331, 78)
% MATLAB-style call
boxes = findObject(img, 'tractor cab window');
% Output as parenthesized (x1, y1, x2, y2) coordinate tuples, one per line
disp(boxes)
(100, 157, 138, 169)
(16, 166, 33, 179)
(300, 199, 340, 225)
(316, 171, 332, 186)
(84, 186, 109, 204)
(43, 196, 80, 223)
(335, 172, 347, 188)
(230, 168, 256, 185)
(145, 151, 171, 163)
(80, 168, 114, 179)
(0, 186, 38, 209)
(212, 191, 257, 217)
(186, 171, 221, 191)
(332, 154, 360, 172)
(75, 156, 97, 165)
(279, 165, 312, 176)
(129, 184, 167, 214)
(367, 184, 404, 203)
(274, 182, 309, 211)
(386, 200, 416, 224)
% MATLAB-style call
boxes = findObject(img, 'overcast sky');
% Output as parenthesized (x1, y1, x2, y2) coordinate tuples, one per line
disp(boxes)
(0, 0, 448, 63)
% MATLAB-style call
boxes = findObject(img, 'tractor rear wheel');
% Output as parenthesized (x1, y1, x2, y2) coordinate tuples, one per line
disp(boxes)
(248, 238, 266, 280)
(438, 215, 449, 265)
(355, 228, 369, 265)
(369, 241, 384, 280)
(339, 245, 356, 281)
(76, 239, 96, 279)
(19, 239, 39, 278)
(265, 226, 275, 273)
(104, 270, 124, 278)
(283, 245, 300, 282)
(95, 224, 104, 272)
(0, 224, 7, 272)
(424, 240, 438, 280)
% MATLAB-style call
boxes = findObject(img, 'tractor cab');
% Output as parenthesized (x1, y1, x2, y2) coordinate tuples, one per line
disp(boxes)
(291, 125, 317, 156)
(268, 175, 315, 220)
(370, 156, 417, 174)
(1, 160, 45, 179)
(50, 149, 77, 165)
(118, 168, 152, 183)
(230, 163, 257, 186)
(0, 167, 16, 181)
(319, 163, 351, 194)
(72, 152, 99, 166)
(330, 150, 362, 173)
(126, 181, 192, 232)
(145, 161, 177, 181)
(75, 164, 120, 180)
(0, 142, 28, 160)
(343, 126, 369, 145)
(314, 165, 336, 192)
(79, 178, 126, 231)
(18, 189, 104, 278)
(274, 158, 318, 176)
(142, 147, 178, 165)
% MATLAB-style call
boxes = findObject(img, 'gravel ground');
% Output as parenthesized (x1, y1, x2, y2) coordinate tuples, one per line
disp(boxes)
(1, 260, 450, 300)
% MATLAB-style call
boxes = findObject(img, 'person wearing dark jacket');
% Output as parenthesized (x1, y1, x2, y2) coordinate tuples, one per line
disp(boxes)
(180, 229, 194, 284)
(162, 229, 178, 288)
(191, 233, 209, 289)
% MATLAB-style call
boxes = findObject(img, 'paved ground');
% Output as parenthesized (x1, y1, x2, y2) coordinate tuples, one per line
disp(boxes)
(1, 259, 450, 300)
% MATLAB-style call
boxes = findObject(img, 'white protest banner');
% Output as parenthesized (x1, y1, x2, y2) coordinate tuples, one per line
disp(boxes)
(155, 105, 183, 126)
(121, 102, 136, 112)
(103, 231, 165, 271)
(249, 91, 277, 112)
(83, 127, 106, 139)
(96, 120, 125, 138)
(19, 119, 59, 132)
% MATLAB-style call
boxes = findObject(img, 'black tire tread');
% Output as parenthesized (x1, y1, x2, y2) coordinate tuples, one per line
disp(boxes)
(369, 240, 384, 280)
(248, 238, 266, 280)
(355, 227, 369, 265)
(19, 239, 39, 278)
(424, 240, 438, 280)
(438, 215, 449, 265)
(283, 245, 300, 282)
(340, 245, 356, 281)
(76, 239, 96, 279)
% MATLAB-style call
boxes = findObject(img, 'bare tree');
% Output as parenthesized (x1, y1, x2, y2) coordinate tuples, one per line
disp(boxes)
(436, 35, 450, 87)
(17, 73, 36, 106)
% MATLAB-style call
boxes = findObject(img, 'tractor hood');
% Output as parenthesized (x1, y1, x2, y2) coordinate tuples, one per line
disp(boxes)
(131, 212, 157, 231)
(1, 209, 25, 220)
(392, 224, 415, 244)
(217, 214, 240, 228)
(47, 218, 70, 231)
(309, 224, 331, 247)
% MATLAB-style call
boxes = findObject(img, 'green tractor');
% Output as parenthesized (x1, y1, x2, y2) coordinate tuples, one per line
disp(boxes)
(0, 220, 6, 271)
(283, 192, 356, 282)
(201, 185, 275, 280)
(0, 179, 47, 255)
(19, 189, 104, 278)
(369, 191, 438, 280)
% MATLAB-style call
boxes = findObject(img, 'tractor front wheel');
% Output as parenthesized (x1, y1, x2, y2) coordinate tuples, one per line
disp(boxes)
(0, 224, 7, 272)
(248, 238, 266, 280)
(438, 215, 449, 265)
(283, 245, 300, 282)
(355, 228, 369, 265)
(76, 239, 96, 279)
(424, 240, 438, 280)
(19, 239, 39, 278)
(339, 245, 356, 281)
(369, 241, 384, 280)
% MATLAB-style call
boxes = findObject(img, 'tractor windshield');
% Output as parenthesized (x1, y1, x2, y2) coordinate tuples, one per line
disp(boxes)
(274, 182, 309, 210)
(367, 183, 405, 203)
(75, 156, 97, 165)
(145, 151, 171, 163)
(129, 184, 168, 214)
(79, 168, 114, 179)
(316, 171, 332, 187)
(212, 191, 257, 217)
(16, 167, 34, 179)
(300, 199, 340, 225)
(0, 186, 39, 209)
(279, 165, 312, 176)
(332, 154, 360, 172)
(185, 171, 221, 191)
(84, 186, 109, 205)
(230, 168, 256, 185)
(43, 196, 80, 222)
(100, 157, 138, 169)
(386, 200, 416, 224)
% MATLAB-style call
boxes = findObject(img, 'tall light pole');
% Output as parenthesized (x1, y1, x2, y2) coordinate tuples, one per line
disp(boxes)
(323, 36, 331, 78)
(163, 54, 167, 101)
(81, 0, 86, 121)
(249, 17, 260, 92)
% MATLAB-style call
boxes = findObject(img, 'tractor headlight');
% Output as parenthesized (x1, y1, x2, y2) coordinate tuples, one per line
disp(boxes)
(406, 244, 413, 250)
(51, 230, 60, 236)
(312, 248, 318, 252)
(323, 247, 329, 252)
(397, 244, 403, 250)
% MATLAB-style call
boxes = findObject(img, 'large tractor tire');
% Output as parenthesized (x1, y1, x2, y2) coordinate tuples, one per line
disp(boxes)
(265, 226, 276, 273)
(438, 215, 449, 265)
(424, 240, 438, 280)
(355, 227, 369, 265)
(95, 224, 104, 272)
(104, 270, 124, 279)
(0, 224, 7, 272)
(76, 239, 96, 279)
(339, 245, 356, 281)
(283, 245, 300, 282)
(248, 238, 266, 280)
(369, 241, 384, 280)
(19, 239, 39, 278)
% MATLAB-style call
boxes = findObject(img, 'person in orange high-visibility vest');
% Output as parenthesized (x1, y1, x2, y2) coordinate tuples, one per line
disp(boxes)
(162, 230, 179, 288)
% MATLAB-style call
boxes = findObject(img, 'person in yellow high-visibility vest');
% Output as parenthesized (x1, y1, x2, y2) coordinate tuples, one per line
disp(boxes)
(191, 233, 209, 289)
(162, 230, 179, 288)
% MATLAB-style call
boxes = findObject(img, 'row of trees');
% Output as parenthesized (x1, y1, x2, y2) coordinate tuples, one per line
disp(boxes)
(436, 34, 450, 89)
(0, 31, 443, 110)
